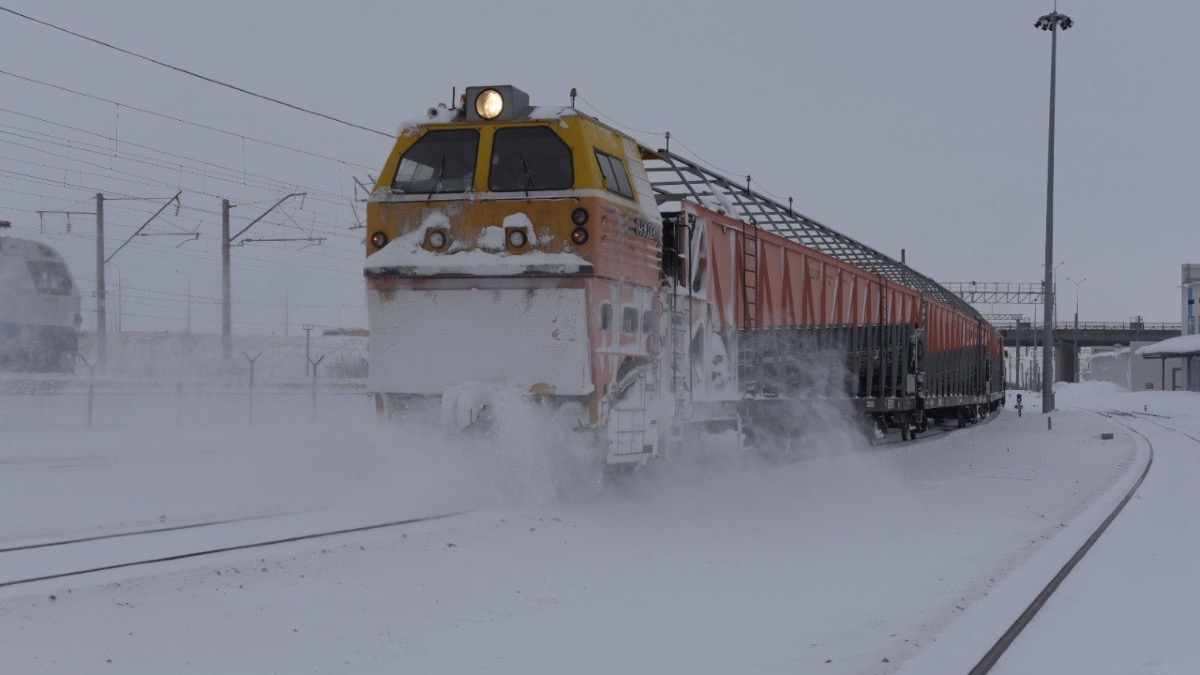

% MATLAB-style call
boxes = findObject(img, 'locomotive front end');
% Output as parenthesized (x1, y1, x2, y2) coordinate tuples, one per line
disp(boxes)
(0, 233, 82, 372)
(365, 86, 664, 451)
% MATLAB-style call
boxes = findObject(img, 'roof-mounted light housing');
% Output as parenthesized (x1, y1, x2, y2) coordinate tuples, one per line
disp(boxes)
(464, 85, 530, 122)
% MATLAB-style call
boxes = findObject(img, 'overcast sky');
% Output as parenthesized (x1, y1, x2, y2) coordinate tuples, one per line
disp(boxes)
(1, 0, 1195, 333)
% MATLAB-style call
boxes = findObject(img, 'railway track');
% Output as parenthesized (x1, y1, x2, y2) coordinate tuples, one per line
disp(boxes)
(0, 512, 296, 554)
(0, 511, 464, 590)
(967, 411, 1155, 674)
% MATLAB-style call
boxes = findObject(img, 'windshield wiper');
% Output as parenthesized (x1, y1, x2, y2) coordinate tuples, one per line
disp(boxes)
(518, 152, 534, 197)
(427, 154, 446, 201)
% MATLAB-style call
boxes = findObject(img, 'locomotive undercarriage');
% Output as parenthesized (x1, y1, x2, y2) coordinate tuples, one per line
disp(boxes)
(0, 322, 77, 373)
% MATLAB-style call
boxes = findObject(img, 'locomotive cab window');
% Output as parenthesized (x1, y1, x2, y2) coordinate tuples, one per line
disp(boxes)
(594, 150, 633, 199)
(600, 303, 613, 331)
(392, 129, 479, 194)
(26, 261, 73, 295)
(489, 127, 573, 192)
(621, 307, 639, 334)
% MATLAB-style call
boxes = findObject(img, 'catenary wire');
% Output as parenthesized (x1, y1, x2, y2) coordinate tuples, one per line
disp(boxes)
(0, 7, 394, 138)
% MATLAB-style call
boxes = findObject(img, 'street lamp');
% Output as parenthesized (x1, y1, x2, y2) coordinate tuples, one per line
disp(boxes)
(1067, 276, 1086, 382)
(1035, 8, 1073, 413)
(174, 269, 192, 334)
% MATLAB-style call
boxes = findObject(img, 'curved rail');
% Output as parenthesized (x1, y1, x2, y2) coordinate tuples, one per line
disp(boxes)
(0, 512, 464, 589)
(968, 414, 1154, 674)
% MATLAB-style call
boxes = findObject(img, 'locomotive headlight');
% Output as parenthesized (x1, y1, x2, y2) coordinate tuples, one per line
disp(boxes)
(370, 231, 388, 249)
(427, 229, 448, 250)
(571, 208, 589, 226)
(571, 227, 589, 246)
(506, 228, 528, 248)
(475, 89, 504, 120)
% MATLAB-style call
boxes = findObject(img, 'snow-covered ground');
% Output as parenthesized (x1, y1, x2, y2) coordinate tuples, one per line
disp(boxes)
(992, 385, 1200, 675)
(0, 379, 1192, 674)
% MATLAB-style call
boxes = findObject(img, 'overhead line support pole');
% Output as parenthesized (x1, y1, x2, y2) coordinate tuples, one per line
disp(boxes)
(222, 193, 305, 359)
(222, 199, 232, 358)
(95, 192, 106, 367)
(106, 190, 182, 262)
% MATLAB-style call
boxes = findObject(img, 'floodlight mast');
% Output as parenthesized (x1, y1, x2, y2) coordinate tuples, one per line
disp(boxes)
(1035, 9, 1073, 412)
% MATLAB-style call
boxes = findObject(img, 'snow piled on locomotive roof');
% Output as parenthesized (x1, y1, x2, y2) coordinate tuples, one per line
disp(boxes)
(364, 211, 589, 276)
(396, 105, 575, 135)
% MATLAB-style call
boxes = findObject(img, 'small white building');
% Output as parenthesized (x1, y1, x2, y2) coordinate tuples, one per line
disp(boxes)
(1137, 335, 1199, 392)
(1180, 264, 1200, 389)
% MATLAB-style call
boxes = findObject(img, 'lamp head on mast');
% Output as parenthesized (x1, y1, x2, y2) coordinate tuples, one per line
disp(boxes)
(1035, 12, 1073, 31)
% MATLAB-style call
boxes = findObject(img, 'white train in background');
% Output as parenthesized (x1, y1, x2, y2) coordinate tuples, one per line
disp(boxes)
(0, 224, 81, 372)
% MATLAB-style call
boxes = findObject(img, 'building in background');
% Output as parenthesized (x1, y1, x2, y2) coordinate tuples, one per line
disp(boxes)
(1182, 264, 1200, 388)
(1130, 341, 1184, 391)
(1129, 264, 1200, 392)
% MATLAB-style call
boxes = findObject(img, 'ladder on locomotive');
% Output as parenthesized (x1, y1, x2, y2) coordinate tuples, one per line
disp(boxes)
(739, 219, 761, 396)
(666, 215, 691, 419)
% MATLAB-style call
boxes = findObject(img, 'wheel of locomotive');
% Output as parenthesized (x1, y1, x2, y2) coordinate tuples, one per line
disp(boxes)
(873, 416, 888, 439)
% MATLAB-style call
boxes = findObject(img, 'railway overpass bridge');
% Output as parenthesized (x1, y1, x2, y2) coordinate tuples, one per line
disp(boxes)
(995, 321, 1181, 384)
(940, 283, 1181, 383)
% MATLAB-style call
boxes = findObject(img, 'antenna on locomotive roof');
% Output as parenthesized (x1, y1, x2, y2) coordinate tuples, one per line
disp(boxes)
(570, 88, 577, 108)
(665, 131, 670, 153)
(451, 87, 456, 108)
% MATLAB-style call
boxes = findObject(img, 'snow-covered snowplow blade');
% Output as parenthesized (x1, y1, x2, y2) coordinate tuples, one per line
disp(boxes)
(366, 284, 593, 398)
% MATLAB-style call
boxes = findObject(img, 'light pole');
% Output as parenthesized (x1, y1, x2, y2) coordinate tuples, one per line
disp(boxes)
(1067, 276, 1086, 382)
(1043, 260, 1064, 326)
(174, 269, 192, 334)
(1036, 8, 1073, 413)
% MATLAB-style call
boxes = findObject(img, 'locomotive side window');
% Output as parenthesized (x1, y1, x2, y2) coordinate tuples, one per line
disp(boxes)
(594, 150, 633, 199)
(600, 303, 613, 331)
(489, 127, 573, 192)
(26, 261, 73, 295)
(621, 307, 638, 334)
(392, 129, 479, 194)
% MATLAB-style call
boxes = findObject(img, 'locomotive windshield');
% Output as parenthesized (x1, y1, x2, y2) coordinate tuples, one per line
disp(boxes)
(392, 129, 479, 194)
(26, 260, 74, 295)
(488, 127, 573, 192)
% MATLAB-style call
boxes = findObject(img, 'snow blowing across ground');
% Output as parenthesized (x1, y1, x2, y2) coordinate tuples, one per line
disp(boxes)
(0, 381, 1195, 674)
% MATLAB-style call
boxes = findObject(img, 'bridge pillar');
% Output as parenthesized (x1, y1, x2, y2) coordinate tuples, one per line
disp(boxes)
(1057, 342, 1078, 383)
